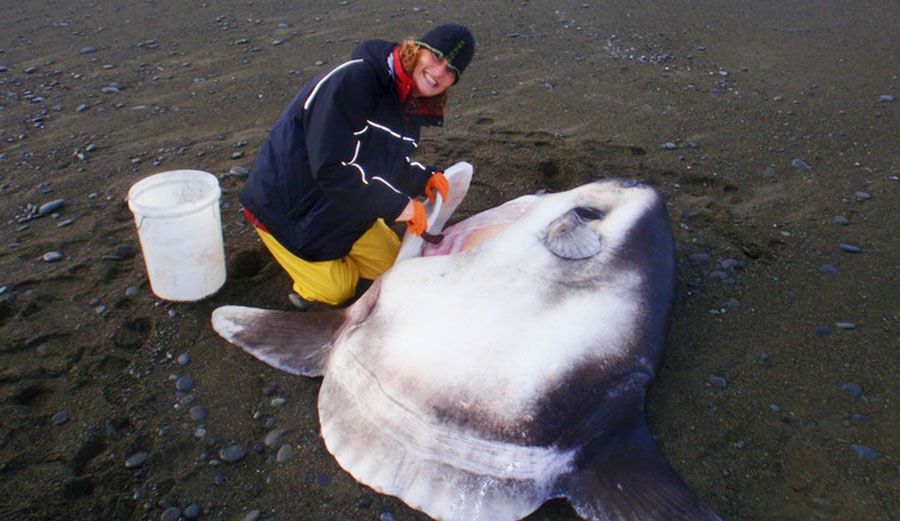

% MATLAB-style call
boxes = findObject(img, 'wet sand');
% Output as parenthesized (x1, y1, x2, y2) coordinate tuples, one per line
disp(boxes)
(0, 1, 897, 520)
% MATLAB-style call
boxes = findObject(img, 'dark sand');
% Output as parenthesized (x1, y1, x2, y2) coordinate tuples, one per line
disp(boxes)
(1, 1, 897, 520)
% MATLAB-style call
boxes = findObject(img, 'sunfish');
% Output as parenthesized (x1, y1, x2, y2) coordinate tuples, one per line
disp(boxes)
(212, 179, 723, 521)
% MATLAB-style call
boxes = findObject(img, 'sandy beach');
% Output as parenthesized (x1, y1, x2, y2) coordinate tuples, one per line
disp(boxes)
(1, 1, 897, 520)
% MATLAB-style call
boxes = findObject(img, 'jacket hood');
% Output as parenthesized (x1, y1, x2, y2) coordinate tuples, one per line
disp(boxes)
(350, 40, 397, 88)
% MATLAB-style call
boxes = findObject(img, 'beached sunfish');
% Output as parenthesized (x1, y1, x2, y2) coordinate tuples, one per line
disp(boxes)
(212, 179, 723, 521)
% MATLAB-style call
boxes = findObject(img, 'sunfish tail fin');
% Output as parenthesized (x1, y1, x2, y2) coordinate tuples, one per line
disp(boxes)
(563, 422, 723, 521)
(210, 306, 345, 377)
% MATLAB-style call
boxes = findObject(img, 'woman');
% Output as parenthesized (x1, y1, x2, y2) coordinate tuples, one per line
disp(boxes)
(240, 24, 475, 309)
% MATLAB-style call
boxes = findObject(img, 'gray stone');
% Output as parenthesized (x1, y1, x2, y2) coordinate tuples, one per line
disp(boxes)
(160, 506, 181, 521)
(219, 444, 246, 462)
(125, 451, 149, 468)
(275, 444, 293, 463)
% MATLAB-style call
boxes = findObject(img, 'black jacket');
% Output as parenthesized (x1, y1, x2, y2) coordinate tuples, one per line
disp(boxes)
(240, 40, 442, 261)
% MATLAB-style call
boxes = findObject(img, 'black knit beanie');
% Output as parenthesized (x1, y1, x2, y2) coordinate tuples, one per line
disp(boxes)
(416, 24, 475, 82)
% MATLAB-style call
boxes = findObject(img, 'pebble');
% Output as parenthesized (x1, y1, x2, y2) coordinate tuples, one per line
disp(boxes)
(709, 374, 727, 389)
(219, 444, 246, 462)
(80, 47, 98, 54)
(242, 509, 262, 521)
(176, 375, 195, 392)
(833, 215, 849, 224)
(42, 251, 63, 262)
(52, 411, 70, 424)
(160, 506, 181, 521)
(851, 444, 879, 460)
(264, 428, 287, 448)
(821, 264, 839, 275)
(36, 343, 49, 355)
(231, 151, 244, 159)
(855, 191, 872, 200)
(214, 474, 225, 485)
(58, 219, 74, 227)
(661, 142, 678, 150)
(189, 406, 207, 422)
(839, 243, 861, 253)
(229, 165, 250, 177)
(769, 403, 781, 412)
(810, 496, 837, 514)
(721, 259, 744, 271)
(183, 503, 202, 519)
(834, 322, 856, 330)
(125, 451, 149, 468)
(380, 512, 397, 521)
(688, 252, 710, 265)
(39, 198, 64, 215)
(840, 383, 863, 398)
(791, 158, 811, 169)
(276, 444, 293, 463)
(125, 286, 140, 297)
(879, 95, 894, 102)
(270, 397, 286, 407)
(177, 353, 191, 365)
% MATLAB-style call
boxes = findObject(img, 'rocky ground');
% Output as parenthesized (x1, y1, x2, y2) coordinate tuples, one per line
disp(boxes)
(0, 1, 897, 520)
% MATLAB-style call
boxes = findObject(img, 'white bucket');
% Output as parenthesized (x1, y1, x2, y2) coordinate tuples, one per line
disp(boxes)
(127, 170, 226, 301)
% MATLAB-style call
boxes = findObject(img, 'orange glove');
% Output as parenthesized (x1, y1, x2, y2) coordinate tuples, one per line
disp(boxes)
(404, 199, 428, 236)
(425, 172, 449, 205)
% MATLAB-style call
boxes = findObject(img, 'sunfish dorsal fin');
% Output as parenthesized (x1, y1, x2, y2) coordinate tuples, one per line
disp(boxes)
(211, 305, 345, 377)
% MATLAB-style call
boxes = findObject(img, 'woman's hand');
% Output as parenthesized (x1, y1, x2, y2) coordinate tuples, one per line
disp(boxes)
(425, 171, 449, 204)
(397, 199, 428, 236)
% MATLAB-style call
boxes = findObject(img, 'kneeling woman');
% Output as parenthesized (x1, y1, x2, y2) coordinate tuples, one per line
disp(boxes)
(240, 24, 475, 309)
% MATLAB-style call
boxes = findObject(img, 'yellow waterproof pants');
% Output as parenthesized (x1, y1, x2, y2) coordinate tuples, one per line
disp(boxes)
(254, 219, 400, 306)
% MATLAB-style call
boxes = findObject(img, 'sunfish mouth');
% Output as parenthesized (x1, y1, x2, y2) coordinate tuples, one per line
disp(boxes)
(421, 196, 538, 256)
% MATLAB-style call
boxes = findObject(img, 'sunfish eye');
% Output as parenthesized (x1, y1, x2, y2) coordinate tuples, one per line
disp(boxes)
(573, 207, 605, 221)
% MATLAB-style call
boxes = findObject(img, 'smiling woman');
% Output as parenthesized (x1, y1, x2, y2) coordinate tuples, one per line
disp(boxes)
(238, 24, 475, 309)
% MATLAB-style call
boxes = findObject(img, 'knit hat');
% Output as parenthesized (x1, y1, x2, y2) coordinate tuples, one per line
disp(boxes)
(416, 24, 475, 82)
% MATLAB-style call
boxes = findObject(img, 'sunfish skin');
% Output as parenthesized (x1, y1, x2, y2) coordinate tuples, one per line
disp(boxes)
(212, 179, 723, 521)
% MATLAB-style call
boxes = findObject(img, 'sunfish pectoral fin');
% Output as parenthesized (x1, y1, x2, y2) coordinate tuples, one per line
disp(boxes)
(211, 305, 346, 377)
(562, 422, 723, 521)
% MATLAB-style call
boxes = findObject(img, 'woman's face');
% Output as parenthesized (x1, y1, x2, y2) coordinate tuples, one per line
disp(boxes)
(411, 49, 455, 97)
